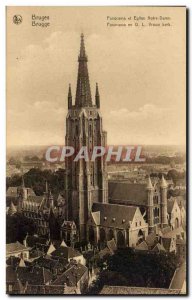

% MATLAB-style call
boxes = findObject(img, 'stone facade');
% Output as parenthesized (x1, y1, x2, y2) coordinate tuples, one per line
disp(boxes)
(64, 34, 108, 241)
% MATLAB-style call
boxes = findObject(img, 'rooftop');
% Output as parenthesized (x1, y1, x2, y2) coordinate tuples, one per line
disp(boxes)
(100, 285, 181, 295)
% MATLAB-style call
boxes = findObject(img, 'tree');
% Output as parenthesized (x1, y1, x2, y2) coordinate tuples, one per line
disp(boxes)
(89, 248, 179, 294)
(6, 213, 37, 243)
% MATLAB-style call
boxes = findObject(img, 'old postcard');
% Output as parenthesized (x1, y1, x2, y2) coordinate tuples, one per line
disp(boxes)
(6, 6, 187, 295)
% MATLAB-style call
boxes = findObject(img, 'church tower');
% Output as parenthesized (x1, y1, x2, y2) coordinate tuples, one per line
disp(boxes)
(65, 34, 108, 241)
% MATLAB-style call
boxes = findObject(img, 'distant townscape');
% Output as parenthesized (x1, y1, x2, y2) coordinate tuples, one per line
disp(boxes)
(6, 34, 186, 295)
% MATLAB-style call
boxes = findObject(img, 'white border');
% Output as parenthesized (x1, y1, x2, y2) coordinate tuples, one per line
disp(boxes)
(0, 0, 191, 299)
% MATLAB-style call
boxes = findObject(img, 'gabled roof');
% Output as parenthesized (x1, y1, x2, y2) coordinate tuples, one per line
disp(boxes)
(167, 198, 176, 213)
(162, 227, 185, 239)
(17, 266, 53, 285)
(33, 256, 66, 271)
(145, 233, 157, 247)
(108, 181, 147, 206)
(174, 196, 186, 209)
(92, 203, 138, 229)
(160, 226, 172, 235)
(98, 247, 111, 259)
(52, 263, 87, 286)
(51, 246, 81, 260)
(152, 243, 166, 252)
(135, 241, 148, 251)
(107, 239, 117, 254)
(47, 243, 56, 255)
(161, 237, 174, 251)
(8, 202, 17, 215)
(26, 195, 44, 204)
(6, 187, 18, 197)
(6, 241, 30, 255)
(60, 240, 67, 247)
(18, 258, 26, 267)
(91, 211, 100, 225)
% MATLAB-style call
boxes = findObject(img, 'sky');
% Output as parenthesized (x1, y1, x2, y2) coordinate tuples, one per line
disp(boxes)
(6, 6, 186, 147)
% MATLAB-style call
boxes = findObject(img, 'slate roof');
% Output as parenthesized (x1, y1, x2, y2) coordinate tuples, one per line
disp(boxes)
(6, 267, 26, 295)
(160, 226, 172, 235)
(98, 247, 111, 259)
(26, 284, 64, 295)
(107, 239, 117, 254)
(145, 233, 157, 247)
(152, 243, 166, 252)
(100, 285, 181, 295)
(6, 242, 30, 255)
(33, 256, 67, 271)
(25, 284, 79, 295)
(167, 198, 176, 213)
(92, 203, 137, 229)
(162, 227, 185, 239)
(169, 262, 186, 290)
(161, 237, 173, 252)
(16, 266, 53, 285)
(6, 187, 18, 197)
(108, 181, 147, 206)
(6, 266, 17, 282)
(51, 246, 81, 260)
(26, 195, 44, 204)
(7, 202, 17, 215)
(135, 241, 148, 251)
(52, 263, 87, 286)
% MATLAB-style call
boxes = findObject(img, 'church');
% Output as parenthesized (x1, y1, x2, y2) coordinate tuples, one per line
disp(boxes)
(64, 34, 181, 248)
(6, 34, 185, 250)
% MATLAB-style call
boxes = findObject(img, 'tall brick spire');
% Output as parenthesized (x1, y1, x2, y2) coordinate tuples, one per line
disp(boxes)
(75, 34, 92, 107)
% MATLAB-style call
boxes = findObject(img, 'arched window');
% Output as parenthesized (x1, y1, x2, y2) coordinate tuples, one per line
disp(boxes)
(99, 228, 106, 249)
(175, 218, 179, 228)
(107, 229, 114, 241)
(88, 227, 95, 244)
(117, 231, 125, 248)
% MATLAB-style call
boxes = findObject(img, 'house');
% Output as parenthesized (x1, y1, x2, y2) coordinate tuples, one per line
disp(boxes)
(6, 266, 26, 294)
(52, 262, 88, 294)
(6, 265, 53, 294)
(167, 198, 182, 229)
(51, 246, 86, 265)
(6, 241, 30, 259)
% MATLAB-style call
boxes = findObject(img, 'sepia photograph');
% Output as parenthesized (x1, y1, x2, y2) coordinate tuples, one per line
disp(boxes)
(6, 6, 187, 295)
